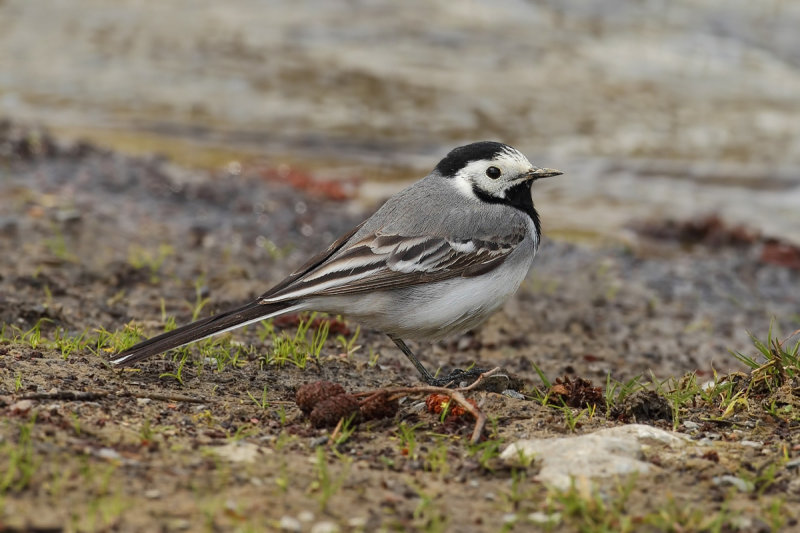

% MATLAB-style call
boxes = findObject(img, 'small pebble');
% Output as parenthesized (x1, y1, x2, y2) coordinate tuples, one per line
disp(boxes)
(10, 399, 34, 414)
(144, 489, 161, 499)
(682, 420, 699, 430)
(279, 516, 302, 532)
(96, 448, 121, 461)
(348, 517, 367, 528)
(298, 510, 315, 522)
(740, 440, 762, 448)
(136, 398, 152, 406)
(712, 475, 754, 493)
(310, 436, 329, 447)
(528, 511, 561, 525)
(310, 521, 339, 533)
(786, 458, 800, 470)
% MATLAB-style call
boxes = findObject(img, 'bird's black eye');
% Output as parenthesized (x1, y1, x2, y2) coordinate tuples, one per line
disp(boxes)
(486, 166, 501, 179)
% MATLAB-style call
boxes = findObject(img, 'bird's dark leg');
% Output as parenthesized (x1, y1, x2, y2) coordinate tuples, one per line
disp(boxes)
(388, 335, 488, 387)
(388, 335, 435, 384)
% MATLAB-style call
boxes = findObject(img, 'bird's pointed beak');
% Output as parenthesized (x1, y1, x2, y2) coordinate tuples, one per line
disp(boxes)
(524, 167, 563, 181)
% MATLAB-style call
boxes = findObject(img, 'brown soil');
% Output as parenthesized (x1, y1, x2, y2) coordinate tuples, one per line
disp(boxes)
(1, 123, 798, 531)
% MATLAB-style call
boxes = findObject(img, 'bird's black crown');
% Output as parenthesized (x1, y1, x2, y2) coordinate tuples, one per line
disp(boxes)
(435, 141, 512, 177)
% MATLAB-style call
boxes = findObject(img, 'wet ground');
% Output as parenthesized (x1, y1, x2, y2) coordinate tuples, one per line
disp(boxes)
(1, 124, 799, 531)
(2, 0, 800, 246)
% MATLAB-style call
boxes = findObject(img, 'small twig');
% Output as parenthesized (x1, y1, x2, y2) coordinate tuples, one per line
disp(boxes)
(125, 391, 207, 403)
(781, 328, 800, 345)
(329, 417, 345, 443)
(353, 367, 502, 444)
(20, 391, 109, 402)
(18, 390, 206, 404)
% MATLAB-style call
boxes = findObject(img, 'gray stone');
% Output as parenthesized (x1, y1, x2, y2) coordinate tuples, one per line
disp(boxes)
(528, 511, 561, 526)
(785, 458, 800, 470)
(740, 440, 763, 448)
(712, 475, 754, 493)
(310, 522, 340, 533)
(212, 441, 266, 463)
(501, 424, 688, 490)
(279, 516, 302, 532)
(9, 399, 35, 414)
(95, 447, 122, 461)
(348, 517, 367, 528)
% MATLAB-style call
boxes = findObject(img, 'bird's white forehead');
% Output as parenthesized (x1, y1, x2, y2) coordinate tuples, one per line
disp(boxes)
(496, 145, 532, 168)
(456, 146, 532, 178)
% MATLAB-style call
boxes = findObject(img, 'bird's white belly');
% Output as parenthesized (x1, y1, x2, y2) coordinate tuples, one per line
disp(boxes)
(309, 247, 535, 340)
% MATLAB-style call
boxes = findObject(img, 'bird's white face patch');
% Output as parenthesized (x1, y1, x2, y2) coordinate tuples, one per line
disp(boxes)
(451, 146, 535, 201)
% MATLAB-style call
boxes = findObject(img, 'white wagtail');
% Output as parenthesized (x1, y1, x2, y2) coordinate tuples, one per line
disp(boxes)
(111, 142, 562, 385)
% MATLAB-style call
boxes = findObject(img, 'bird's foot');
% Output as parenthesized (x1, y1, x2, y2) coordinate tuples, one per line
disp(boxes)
(427, 367, 495, 388)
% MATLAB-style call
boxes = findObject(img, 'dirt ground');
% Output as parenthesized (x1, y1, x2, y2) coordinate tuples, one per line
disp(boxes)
(1, 122, 799, 532)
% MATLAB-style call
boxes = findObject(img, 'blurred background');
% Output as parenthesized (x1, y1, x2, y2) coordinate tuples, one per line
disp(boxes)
(1, 0, 799, 243)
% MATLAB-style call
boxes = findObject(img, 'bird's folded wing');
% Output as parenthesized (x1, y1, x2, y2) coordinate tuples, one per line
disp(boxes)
(259, 230, 525, 302)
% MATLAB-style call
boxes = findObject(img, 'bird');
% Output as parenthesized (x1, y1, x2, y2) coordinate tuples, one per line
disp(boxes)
(110, 141, 562, 386)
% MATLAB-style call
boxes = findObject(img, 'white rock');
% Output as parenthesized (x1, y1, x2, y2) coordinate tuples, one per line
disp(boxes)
(347, 517, 367, 528)
(96, 447, 122, 461)
(212, 441, 267, 463)
(501, 424, 688, 490)
(502, 513, 517, 524)
(279, 516, 302, 532)
(712, 475, 754, 493)
(310, 521, 340, 533)
(528, 511, 561, 525)
(298, 510, 315, 522)
(740, 440, 763, 448)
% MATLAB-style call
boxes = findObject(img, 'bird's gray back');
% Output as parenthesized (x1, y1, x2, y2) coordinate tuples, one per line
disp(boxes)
(349, 173, 532, 243)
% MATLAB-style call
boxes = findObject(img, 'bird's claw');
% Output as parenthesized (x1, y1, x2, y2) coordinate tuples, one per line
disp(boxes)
(427, 367, 492, 388)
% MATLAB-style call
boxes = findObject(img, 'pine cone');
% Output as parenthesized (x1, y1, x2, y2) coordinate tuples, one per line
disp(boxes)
(360, 392, 398, 421)
(309, 393, 361, 428)
(295, 381, 346, 414)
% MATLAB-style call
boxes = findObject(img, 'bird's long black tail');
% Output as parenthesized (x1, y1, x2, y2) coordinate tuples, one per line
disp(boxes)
(110, 300, 298, 367)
